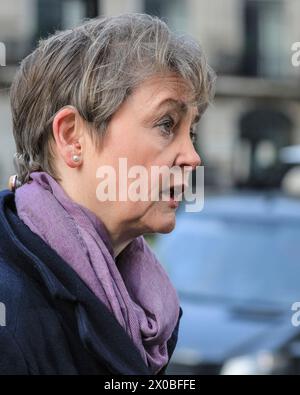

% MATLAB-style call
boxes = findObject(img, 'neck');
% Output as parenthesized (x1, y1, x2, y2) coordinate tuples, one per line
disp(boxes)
(59, 178, 136, 259)
(112, 239, 132, 259)
(103, 218, 138, 259)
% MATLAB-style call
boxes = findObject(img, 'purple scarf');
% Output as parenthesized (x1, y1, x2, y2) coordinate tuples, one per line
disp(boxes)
(15, 172, 180, 374)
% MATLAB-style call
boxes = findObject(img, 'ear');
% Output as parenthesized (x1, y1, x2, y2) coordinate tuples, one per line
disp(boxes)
(52, 106, 83, 168)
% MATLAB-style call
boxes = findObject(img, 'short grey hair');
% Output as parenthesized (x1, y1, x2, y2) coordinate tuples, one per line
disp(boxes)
(10, 13, 215, 185)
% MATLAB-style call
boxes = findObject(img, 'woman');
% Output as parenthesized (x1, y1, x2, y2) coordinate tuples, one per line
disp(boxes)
(0, 13, 214, 375)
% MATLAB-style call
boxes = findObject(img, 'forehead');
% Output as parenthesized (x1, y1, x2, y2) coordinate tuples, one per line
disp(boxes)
(133, 73, 196, 106)
(113, 73, 200, 122)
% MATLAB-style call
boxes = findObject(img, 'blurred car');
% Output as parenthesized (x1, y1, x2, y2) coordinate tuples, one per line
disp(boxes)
(154, 192, 300, 375)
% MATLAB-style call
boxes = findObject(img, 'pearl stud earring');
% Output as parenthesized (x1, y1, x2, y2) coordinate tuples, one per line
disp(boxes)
(72, 155, 80, 163)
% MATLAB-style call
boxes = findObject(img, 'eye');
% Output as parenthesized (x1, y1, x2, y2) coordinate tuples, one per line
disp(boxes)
(157, 116, 175, 137)
(190, 128, 197, 144)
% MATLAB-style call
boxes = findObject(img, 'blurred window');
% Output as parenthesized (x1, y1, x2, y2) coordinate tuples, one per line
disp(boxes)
(36, 0, 99, 41)
(254, 140, 277, 169)
(235, 108, 292, 188)
(242, 0, 284, 78)
(62, 0, 86, 29)
(144, 0, 187, 31)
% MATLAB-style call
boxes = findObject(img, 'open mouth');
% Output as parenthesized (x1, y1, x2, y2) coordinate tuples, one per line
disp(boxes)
(161, 184, 184, 202)
(170, 186, 175, 200)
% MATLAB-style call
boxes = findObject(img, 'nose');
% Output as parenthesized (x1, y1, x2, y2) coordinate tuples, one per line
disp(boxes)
(174, 139, 201, 170)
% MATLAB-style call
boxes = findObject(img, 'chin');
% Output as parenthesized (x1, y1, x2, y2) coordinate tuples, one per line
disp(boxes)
(154, 215, 176, 234)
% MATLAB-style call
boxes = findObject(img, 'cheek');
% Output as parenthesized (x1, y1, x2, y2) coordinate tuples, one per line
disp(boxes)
(86, 131, 176, 202)
(125, 134, 159, 167)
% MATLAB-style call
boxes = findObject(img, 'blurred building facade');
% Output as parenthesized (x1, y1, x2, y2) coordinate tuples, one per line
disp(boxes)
(1, 0, 300, 190)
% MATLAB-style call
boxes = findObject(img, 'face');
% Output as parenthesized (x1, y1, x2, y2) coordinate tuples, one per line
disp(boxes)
(53, 73, 201, 250)
(79, 73, 201, 241)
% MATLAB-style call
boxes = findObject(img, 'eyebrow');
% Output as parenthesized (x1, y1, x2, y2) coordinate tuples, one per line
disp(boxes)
(154, 98, 200, 124)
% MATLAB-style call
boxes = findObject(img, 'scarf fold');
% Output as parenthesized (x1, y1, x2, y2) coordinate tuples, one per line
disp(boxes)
(15, 172, 180, 374)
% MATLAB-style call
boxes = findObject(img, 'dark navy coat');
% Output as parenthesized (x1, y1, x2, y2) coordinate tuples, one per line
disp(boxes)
(0, 190, 181, 375)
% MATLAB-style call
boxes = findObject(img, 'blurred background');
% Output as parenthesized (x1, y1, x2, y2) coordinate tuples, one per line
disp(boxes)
(1, 0, 300, 375)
